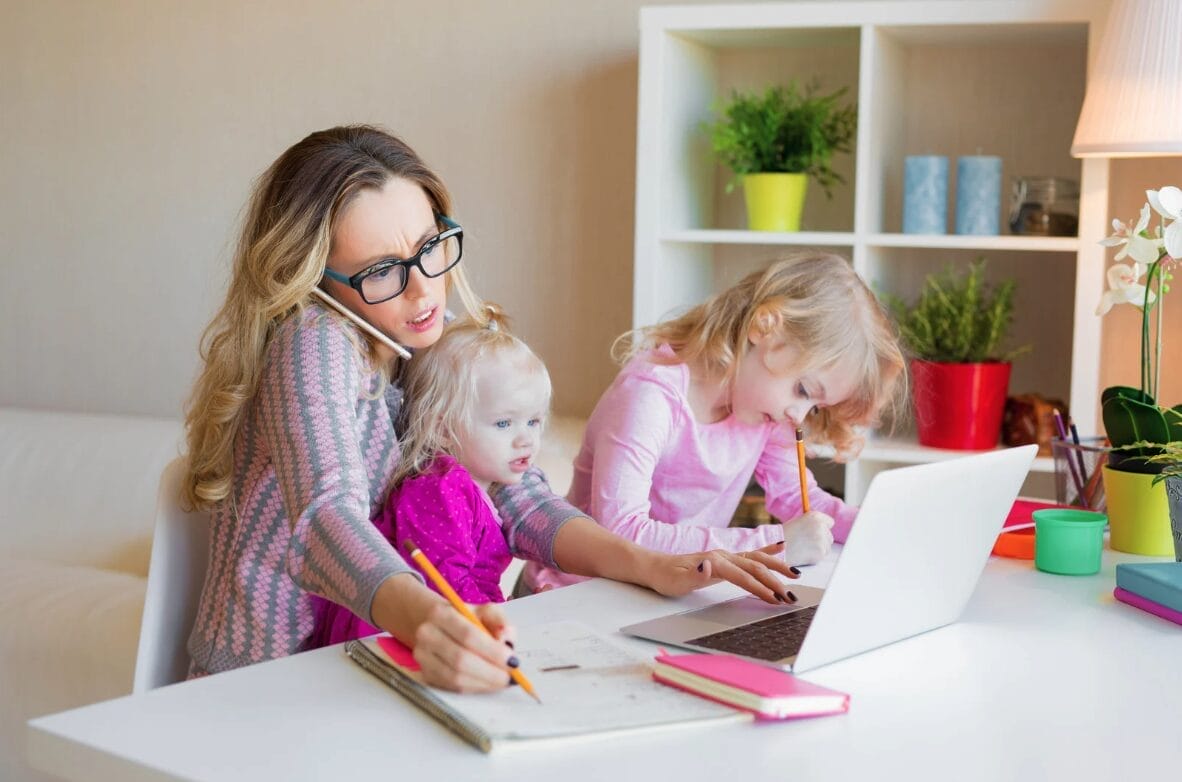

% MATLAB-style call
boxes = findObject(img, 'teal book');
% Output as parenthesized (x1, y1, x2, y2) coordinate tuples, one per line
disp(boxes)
(1115, 562, 1182, 614)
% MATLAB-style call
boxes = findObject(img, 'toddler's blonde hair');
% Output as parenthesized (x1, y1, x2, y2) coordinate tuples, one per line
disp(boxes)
(395, 304, 551, 485)
(615, 251, 905, 459)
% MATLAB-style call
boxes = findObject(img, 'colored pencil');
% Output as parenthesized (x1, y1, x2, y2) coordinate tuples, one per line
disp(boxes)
(1052, 410, 1087, 507)
(795, 429, 811, 513)
(402, 540, 541, 703)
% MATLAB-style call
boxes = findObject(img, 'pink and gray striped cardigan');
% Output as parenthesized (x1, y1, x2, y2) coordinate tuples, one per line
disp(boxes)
(186, 303, 579, 677)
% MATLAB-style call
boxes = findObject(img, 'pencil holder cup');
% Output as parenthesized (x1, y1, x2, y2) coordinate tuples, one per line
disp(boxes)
(1051, 437, 1109, 512)
(1033, 509, 1107, 575)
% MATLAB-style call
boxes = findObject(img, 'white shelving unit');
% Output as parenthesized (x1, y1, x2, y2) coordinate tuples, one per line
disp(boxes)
(633, 0, 1111, 503)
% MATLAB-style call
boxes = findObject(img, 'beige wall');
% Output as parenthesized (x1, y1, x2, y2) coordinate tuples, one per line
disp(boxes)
(0, 0, 713, 419)
(3, 0, 1180, 423)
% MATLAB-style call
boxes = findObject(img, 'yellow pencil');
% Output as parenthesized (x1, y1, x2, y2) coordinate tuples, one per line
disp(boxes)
(402, 539, 542, 703)
(795, 428, 811, 513)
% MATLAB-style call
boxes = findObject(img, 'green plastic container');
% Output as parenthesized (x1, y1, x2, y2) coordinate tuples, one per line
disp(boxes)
(1033, 509, 1107, 575)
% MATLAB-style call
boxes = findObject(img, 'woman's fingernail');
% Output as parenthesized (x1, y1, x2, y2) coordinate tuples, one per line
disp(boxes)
(508, 675, 518, 686)
(786, 591, 798, 603)
(775, 541, 785, 548)
(789, 566, 801, 576)
(774, 592, 785, 602)
(504, 640, 515, 649)
(507, 656, 520, 669)
(697, 562, 704, 573)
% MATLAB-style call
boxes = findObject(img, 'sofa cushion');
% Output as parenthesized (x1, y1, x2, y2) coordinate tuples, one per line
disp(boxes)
(0, 558, 145, 782)
(0, 408, 182, 575)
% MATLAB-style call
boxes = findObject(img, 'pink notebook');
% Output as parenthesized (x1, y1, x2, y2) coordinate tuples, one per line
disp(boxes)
(652, 651, 849, 721)
(1114, 587, 1182, 627)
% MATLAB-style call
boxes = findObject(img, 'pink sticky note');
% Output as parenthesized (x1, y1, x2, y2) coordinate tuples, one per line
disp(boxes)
(376, 635, 421, 671)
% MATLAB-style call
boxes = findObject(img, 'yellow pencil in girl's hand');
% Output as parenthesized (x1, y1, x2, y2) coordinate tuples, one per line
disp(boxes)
(402, 539, 542, 703)
(795, 429, 811, 513)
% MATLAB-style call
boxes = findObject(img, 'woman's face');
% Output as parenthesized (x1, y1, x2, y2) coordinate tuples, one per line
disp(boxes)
(325, 177, 448, 352)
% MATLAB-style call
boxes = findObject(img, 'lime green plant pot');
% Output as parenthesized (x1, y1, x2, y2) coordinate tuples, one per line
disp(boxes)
(743, 173, 807, 232)
(1102, 466, 1174, 556)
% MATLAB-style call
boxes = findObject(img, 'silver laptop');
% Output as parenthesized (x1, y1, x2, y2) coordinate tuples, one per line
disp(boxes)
(622, 444, 1037, 672)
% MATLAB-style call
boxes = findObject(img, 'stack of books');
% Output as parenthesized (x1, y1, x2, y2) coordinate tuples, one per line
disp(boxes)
(1114, 562, 1182, 626)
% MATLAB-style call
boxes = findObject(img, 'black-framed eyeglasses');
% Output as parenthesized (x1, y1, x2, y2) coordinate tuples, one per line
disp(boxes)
(322, 215, 463, 304)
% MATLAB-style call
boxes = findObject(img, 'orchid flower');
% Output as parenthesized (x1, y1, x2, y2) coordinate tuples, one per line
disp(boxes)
(1146, 186, 1182, 259)
(1099, 204, 1163, 265)
(1096, 262, 1156, 315)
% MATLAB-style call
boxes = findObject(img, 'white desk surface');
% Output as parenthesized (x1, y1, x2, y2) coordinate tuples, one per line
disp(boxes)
(29, 548, 1182, 782)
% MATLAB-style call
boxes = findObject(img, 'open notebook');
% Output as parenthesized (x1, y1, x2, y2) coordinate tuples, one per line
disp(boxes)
(344, 620, 745, 752)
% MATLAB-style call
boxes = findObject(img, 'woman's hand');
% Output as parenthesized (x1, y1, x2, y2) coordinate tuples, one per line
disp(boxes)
(644, 541, 799, 604)
(371, 574, 518, 692)
(781, 510, 835, 566)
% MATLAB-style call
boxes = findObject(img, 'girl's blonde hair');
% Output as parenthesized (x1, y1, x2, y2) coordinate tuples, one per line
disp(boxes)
(395, 304, 551, 486)
(615, 251, 905, 459)
(183, 125, 483, 510)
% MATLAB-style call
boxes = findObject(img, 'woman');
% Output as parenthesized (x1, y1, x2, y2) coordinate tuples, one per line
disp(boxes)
(182, 125, 792, 691)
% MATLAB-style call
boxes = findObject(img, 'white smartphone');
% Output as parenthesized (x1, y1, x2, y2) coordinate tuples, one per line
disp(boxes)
(309, 287, 412, 359)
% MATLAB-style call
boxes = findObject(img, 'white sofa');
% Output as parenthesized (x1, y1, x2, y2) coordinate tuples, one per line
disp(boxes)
(0, 406, 584, 782)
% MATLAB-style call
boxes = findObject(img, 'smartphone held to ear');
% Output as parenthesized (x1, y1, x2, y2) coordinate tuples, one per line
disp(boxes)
(310, 288, 412, 359)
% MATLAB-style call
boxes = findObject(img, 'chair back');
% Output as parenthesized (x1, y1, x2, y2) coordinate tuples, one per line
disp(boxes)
(133, 457, 210, 692)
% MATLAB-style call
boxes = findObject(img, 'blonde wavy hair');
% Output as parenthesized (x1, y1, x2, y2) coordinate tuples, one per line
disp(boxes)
(615, 251, 905, 459)
(394, 304, 551, 486)
(183, 125, 483, 511)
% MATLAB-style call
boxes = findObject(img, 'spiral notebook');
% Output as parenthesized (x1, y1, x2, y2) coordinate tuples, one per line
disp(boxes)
(345, 620, 744, 753)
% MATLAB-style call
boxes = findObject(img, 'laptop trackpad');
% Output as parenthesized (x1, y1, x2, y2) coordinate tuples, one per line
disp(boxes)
(687, 596, 798, 625)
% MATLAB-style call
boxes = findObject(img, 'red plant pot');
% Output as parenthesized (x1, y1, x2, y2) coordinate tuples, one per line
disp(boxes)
(911, 359, 1012, 450)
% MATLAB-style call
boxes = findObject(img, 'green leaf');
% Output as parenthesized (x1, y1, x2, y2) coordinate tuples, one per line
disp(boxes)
(1102, 395, 1172, 450)
(703, 82, 856, 198)
(884, 259, 1024, 362)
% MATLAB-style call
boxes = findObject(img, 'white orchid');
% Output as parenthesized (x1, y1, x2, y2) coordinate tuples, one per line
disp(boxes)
(1096, 185, 1176, 407)
(1146, 185, 1182, 258)
(1096, 261, 1156, 315)
(1099, 203, 1163, 265)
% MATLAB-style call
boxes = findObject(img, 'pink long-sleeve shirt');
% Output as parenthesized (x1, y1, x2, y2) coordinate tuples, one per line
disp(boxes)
(310, 454, 512, 646)
(524, 345, 856, 592)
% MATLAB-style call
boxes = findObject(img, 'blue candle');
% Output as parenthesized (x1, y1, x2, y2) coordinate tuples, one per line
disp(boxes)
(955, 156, 1002, 235)
(902, 156, 948, 234)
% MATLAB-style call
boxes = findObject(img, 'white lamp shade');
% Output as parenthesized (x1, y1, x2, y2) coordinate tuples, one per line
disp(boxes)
(1071, 0, 1182, 157)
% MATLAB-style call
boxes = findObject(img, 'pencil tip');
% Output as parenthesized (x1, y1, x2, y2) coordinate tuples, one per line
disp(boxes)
(795, 428, 804, 441)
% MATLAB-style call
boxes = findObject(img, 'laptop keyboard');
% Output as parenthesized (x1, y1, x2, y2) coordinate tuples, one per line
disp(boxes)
(687, 605, 817, 662)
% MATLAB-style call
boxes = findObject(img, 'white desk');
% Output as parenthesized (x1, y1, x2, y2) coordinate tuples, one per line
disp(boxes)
(28, 549, 1182, 781)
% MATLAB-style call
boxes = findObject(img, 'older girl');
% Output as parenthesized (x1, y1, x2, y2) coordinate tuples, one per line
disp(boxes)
(182, 125, 792, 691)
(525, 252, 906, 594)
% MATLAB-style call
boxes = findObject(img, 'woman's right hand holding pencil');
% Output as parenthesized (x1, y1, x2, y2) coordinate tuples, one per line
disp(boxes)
(371, 573, 520, 693)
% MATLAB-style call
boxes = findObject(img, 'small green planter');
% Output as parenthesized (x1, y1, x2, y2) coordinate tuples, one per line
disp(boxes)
(1033, 509, 1107, 575)
(1103, 466, 1174, 556)
(742, 173, 807, 232)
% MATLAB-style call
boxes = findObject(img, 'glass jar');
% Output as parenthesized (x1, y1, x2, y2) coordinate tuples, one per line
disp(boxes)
(1009, 176, 1079, 236)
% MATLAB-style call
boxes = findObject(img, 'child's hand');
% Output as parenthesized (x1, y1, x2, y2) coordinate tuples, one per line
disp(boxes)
(781, 511, 835, 566)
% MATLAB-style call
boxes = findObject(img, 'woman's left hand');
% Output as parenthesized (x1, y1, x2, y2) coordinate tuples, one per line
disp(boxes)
(645, 541, 798, 604)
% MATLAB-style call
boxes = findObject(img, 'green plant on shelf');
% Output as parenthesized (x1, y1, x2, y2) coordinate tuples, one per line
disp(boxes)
(884, 259, 1027, 364)
(703, 81, 856, 197)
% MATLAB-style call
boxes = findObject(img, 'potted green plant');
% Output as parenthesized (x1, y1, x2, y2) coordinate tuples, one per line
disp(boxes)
(1095, 186, 1182, 555)
(703, 81, 855, 232)
(1143, 437, 1182, 561)
(886, 259, 1027, 450)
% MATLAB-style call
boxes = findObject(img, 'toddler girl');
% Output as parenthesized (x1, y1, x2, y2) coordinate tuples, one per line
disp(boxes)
(313, 306, 552, 644)
(524, 252, 905, 594)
